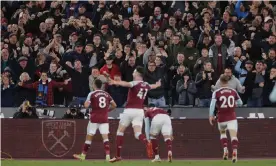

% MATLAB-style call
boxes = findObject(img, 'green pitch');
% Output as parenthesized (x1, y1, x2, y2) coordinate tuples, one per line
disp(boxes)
(2, 160, 276, 166)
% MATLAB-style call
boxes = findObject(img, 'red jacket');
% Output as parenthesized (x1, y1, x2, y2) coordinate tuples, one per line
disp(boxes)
(22, 79, 65, 106)
(100, 64, 121, 79)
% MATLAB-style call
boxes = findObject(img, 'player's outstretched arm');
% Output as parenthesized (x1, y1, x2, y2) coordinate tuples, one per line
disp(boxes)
(84, 101, 91, 108)
(235, 91, 243, 106)
(144, 117, 151, 140)
(109, 79, 132, 88)
(84, 92, 93, 108)
(109, 100, 117, 111)
(269, 86, 276, 103)
(209, 98, 216, 126)
(149, 79, 161, 89)
(236, 99, 243, 107)
(209, 99, 216, 117)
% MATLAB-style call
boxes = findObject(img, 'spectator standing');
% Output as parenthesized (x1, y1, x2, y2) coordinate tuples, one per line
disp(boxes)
(92, 34, 107, 68)
(62, 42, 90, 66)
(171, 65, 186, 105)
(209, 34, 228, 76)
(243, 61, 265, 107)
(213, 67, 245, 94)
(9, 56, 36, 82)
(183, 37, 199, 75)
(14, 72, 35, 106)
(263, 48, 276, 71)
(107, 75, 127, 107)
(18, 71, 67, 106)
(166, 35, 184, 66)
(1, 75, 15, 107)
(120, 54, 136, 82)
(235, 0, 248, 19)
(53, 55, 90, 106)
(1, 48, 10, 72)
(47, 61, 65, 105)
(100, 56, 121, 79)
(176, 70, 197, 106)
(170, 53, 189, 76)
(194, 48, 210, 74)
(261, 34, 276, 54)
(263, 66, 276, 107)
(235, 59, 254, 90)
(195, 61, 216, 107)
(113, 48, 125, 67)
(144, 61, 166, 107)
(89, 67, 107, 91)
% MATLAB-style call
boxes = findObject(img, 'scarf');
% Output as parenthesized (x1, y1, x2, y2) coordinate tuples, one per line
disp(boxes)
(36, 80, 48, 106)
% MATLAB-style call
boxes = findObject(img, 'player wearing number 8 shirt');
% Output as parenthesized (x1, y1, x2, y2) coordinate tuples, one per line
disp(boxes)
(73, 79, 117, 161)
(209, 75, 243, 163)
(108, 66, 161, 163)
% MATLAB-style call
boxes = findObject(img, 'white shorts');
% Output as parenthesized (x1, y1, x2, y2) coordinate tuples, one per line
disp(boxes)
(150, 114, 172, 136)
(119, 108, 144, 127)
(218, 119, 238, 132)
(87, 122, 109, 135)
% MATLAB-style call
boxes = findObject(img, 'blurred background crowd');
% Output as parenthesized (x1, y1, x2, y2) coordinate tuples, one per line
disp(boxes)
(1, 0, 276, 109)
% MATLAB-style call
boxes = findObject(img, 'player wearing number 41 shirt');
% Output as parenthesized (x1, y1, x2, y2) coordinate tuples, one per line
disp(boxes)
(144, 105, 173, 163)
(209, 75, 243, 163)
(108, 66, 161, 163)
(73, 79, 117, 161)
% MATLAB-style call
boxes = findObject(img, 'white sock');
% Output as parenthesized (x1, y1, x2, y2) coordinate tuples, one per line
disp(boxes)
(155, 155, 160, 159)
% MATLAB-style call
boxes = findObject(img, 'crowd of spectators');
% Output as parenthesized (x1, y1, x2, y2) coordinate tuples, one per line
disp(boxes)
(1, 1, 276, 109)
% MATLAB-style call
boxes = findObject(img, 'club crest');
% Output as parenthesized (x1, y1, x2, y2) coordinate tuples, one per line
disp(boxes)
(42, 120, 76, 157)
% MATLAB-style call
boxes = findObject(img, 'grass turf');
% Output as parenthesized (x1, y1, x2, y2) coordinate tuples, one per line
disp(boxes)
(2, 160, 276, 166)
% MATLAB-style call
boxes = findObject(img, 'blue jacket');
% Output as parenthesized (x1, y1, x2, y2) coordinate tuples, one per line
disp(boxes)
(235, 0, 248, 19)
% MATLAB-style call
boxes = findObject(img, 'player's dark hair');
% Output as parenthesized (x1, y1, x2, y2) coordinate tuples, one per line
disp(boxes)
(220, 74, 229, 84)
(94, 79, 102, 89)
(135, 66, 144, 77)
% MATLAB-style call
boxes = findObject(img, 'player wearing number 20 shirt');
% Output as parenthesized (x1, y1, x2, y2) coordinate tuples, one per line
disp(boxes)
(209, 75, 243, 163)
(108, 66, 161, 163)
(73, 79, 117, 161)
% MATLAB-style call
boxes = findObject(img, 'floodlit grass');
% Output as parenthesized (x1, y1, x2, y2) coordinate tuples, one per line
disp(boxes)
(2, 160, 276, 166)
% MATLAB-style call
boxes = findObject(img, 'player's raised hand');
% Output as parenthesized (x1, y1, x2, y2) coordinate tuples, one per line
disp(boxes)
(209, 116, 215, 126)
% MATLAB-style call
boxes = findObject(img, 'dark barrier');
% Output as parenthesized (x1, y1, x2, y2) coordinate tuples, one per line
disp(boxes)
(1, 119, 276, 159)
(2, 107, 276, 119)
